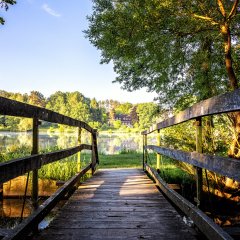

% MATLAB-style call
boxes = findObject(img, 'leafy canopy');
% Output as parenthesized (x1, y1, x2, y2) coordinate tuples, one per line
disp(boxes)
(86, 0, 240, 108)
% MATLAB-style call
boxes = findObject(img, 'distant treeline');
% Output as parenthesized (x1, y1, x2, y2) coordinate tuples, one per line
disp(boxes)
(0, 90, 159, 131)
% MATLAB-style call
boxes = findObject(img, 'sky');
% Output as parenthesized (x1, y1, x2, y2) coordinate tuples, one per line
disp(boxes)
(0, 0, 157, 103)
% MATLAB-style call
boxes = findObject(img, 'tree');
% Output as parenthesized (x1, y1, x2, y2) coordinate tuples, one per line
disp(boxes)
(86, 0, 240, 158)
(86, 0, 239, 105)
(136, 103, 158, 129)
(0, 0, 16, 25)
(28, 91, 46, 107)
(115, 102, 133, 114)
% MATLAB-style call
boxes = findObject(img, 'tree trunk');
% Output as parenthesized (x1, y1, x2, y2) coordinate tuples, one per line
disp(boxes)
(228, 112, 240, 159)
(221, 23, 238, 90)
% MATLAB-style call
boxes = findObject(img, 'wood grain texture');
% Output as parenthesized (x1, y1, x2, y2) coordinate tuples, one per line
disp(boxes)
(3, 164, 92, 240)
(0, 144, 92, 184)
(0, 97, 93, 132)
(34, 169, 199, 240)
(145, 164, 233, 240)
(146, 145, 240, 181)
(142, 89, 240, 134)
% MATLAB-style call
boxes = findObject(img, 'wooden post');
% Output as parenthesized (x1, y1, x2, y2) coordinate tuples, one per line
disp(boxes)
(77, 127, 82, 172)
(91, 129, 98, 175)
(0, 184, 3, 201)
(156, 130, 161, 171)
(195, 117, 203, 208)
(144, 134, 148, 168)
(32, 118, 39, 210)
(142, 135, 145, 170)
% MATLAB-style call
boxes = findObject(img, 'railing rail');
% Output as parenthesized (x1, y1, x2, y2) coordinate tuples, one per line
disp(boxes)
(142, 89, 240, 135)
(142, 89, 240, 240)
(0, 96, 99, 240)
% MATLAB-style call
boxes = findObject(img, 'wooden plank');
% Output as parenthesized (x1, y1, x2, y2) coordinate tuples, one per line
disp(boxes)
(0, 229, 13, 239)
(142, 89, 240, 134)
(0, 144, 92, 184)
(2, 164, 92, 240)
(34, 168, 199, 240)
(145, 163, 233, 240)
(146, 145, 240, 182)
(0, 96, 93, 132)
(35, 228, 196, 240)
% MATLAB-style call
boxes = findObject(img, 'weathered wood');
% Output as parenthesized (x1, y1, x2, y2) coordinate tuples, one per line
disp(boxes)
(34, 229, 196, 240)
(32, 117, 39, 209)
(146, 145, 240, 182)
(91, 130, 98, 174)
(77, 127, 82, 172)
(0, 144, 92, 184)
(0, 184, 3, 200)
(157, 129, 161, 170)
(195, 117, 203, 207)
(0, 229, 13, 239)
(142, 89, 240, 134)
(34, 169, 199, 240)
(2, 164, 92, 240)
(144, 135, 147, 168)
(0, 96, 93, 132)
(145, 163, 233, 240)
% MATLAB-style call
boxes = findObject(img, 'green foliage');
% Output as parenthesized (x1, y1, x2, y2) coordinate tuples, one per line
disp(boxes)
(136, 103, 158, 129)
(112, 119, 122, 129)
(86, 0, 240, 108)
(0, 0, 16, 25)
(0, 89, 161, 132)
(115, 102, 132, 114)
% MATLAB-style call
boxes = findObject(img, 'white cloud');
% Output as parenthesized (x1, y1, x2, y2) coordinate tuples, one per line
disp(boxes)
(42, 4, 61, 17)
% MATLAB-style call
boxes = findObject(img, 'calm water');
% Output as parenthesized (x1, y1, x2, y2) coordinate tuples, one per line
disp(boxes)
(0, 131, 156, 155)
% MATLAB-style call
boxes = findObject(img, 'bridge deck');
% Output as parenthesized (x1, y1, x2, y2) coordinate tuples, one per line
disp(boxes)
(34, 169, 199, 240)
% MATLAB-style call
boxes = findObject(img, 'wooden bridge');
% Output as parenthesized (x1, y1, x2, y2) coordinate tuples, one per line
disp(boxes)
(0, 90, 240, 240)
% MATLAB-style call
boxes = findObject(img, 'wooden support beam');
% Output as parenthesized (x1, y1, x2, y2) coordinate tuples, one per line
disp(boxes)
(142, 89, 240, 135)
(144, 135, 148, 167)
(31, 118, 39, 209)
(2, 164, 91, 240)
(156, 130, 161, 171)
(91, 129, 98, 174)
(0, 144, 92, 184)
(77, 127, 82, 172)
(0, 184, 3, 201)
(145, 145, 240, 182)
(142, 135, 145, 170)
(0, 97, 93, 133)
(195, 117, 203, 208)
(145, 163, 233, 240)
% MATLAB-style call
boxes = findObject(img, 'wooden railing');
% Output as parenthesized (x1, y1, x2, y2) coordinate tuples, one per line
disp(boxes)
(142, 89, 240, 240)
(0, 96, 99, 240)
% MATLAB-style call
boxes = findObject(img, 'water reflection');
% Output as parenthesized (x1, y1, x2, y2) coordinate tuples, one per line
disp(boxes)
(0, 131, 156, 155)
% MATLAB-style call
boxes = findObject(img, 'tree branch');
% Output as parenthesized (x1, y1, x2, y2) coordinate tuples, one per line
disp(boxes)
(228, 0, 239, 20)
(193, 14, 219, 25)
(216, 0, 226, 18)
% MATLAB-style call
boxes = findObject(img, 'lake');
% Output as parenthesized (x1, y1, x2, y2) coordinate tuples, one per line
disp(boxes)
(0, 131, 156, 155)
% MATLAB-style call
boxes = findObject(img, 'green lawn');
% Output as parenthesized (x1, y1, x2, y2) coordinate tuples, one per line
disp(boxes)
(97, 152, 143, 169)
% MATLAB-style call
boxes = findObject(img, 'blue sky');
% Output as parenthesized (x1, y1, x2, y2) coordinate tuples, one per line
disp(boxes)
(0, 0, 156, 103)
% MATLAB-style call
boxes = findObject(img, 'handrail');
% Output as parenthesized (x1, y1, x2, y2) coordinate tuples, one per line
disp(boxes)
(142, 89, 240, 240)
(0, 96, 99, 240)
(146, 145, 240, 182)
(0, 96, 93, 132)
(0, 144, 92, 184)
(142, 89, 240, 135)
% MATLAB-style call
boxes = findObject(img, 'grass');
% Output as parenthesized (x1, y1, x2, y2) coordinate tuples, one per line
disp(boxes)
(0, 144, 194, 185)
(97, 152, 143, 169)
